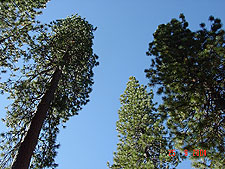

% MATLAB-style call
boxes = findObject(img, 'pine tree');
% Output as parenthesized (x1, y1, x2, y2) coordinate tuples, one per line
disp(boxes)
(108, 77, 181, 169)
(0, 1, 98, 168)
(145, 14, 225, 168)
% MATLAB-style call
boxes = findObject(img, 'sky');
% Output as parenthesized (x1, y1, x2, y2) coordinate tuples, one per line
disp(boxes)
(0, 0, 225, 169)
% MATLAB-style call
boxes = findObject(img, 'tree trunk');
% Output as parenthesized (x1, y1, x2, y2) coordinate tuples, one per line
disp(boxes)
(11, 68, 62, 169)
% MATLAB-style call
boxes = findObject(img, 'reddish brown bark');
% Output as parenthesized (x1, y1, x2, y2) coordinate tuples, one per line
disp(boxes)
(11, 68, 62, 169)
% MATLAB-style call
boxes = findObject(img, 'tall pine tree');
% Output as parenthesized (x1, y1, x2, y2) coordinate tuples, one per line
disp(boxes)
(108, 77, 181, 169)
(0, 1, 98, 168)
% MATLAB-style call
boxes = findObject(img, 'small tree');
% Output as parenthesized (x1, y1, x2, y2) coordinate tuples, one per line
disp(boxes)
(145, 14, 225, 168)
(108, 77, 181, 169)
(0, 2, 98, 168)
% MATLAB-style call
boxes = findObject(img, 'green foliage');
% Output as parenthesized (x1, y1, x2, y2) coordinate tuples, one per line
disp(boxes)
(0, 0, 49, 72)
(0, 1, 98, 168)
(145, 14, 225, 168)
(108, 77, 181, 169)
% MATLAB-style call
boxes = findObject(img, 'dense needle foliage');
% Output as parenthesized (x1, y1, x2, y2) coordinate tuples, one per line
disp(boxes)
(0, 0, 49, 72)
(108, 77, 182, 169)
(145, 14, 225, 168)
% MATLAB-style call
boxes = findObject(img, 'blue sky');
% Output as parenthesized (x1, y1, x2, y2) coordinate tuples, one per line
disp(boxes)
(1, 0, 225, 169)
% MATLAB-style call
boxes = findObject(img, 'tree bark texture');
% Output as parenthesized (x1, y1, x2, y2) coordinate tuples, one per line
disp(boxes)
(11, 68, 62, 169)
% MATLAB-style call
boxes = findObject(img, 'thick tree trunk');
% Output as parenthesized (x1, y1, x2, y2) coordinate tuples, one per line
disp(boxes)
(11, 68, 62, 169)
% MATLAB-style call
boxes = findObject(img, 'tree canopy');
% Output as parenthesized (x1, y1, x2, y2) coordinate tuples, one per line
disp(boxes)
(0, 1, 98, 168)
(145, 14, 225, 168)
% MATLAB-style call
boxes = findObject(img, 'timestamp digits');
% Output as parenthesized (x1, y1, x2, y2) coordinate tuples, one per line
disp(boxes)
(168, 149, 206, 157)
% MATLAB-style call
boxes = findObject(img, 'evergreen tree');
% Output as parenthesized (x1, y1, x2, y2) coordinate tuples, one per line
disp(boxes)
(0, 1, 98, 168)
(145, 14, 225, 168)
(108, 77, 181, 169)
